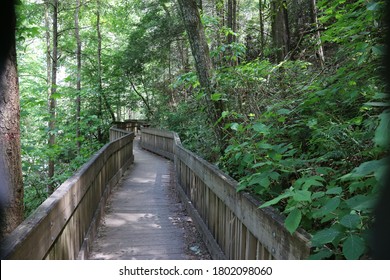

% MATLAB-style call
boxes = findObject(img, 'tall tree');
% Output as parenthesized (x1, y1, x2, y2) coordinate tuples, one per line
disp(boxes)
(227, 0, 237, 44)
(75, 0, 82, 152)
(0, 0, 23, 239)
(96, 0, 116, 127)
(177, 0, 214, 96)
(47, 0, 59, 195)
(177, 0, 226, 151)
(259, 0, 265, 53)
(271, 0, 290, 62)
(309, 0, 325, 67)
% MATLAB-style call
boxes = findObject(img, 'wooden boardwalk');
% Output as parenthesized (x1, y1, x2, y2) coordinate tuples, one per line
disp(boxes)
(89, 137, 197, 260)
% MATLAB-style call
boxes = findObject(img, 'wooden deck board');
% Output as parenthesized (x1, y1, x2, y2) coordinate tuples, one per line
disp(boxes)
(88, 138, 190, 260)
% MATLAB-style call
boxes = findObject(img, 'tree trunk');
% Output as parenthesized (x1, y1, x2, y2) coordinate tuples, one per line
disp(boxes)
(96, 0, 115, 125)
(197, 0, 203, 10)
(75, 0, 82, 153)
(259, 0, 265, 54)
(310, 0, 325, 67)
(48, 0, 58, 195)
(44, 1, 51, 94)
(227, 0, 237, 44)
(177, 0, 213, 95)
(177, 0, 226, 152)
(0, 0, 24, 239)
(271, 0, 290, 62)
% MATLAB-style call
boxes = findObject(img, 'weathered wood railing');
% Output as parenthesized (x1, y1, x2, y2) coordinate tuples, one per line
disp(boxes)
(141, 128, 311, 260)
(113, 119, 149, 135)
(0, 127, 134, 259)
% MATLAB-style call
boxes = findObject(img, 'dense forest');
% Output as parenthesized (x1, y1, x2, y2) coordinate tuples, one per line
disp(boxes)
(1, 0, 387, 259)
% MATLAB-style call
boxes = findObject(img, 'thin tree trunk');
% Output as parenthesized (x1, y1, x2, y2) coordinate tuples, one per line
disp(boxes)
(310, 0, 325, 67)
(227, 0, 238, 65)
(74, 0, 81, 153)
(259, 0, 265, 54)
(129, 79, 152, 119)
(227, 0, 233, 44)
(0, 0, 23, 238)
(212, 0, 224, 66)
(48, 0, 58, 195)
(44, 1, 51, 93)
(96, 0, 115, 124)
(227, 0, 238, 44)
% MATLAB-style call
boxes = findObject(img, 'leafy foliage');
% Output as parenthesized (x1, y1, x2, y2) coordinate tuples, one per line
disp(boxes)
(16, 0, 388, 260)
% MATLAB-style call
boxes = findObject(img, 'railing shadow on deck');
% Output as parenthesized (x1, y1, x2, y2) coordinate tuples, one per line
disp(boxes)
(0, 126, 134, 260)
(140, 128, 311, 260)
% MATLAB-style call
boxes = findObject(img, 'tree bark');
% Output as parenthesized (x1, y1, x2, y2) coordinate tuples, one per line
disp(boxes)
(96, 0, 116, 124)
(0, 0, 24, 239)
(271, 0, 290, 62)
(177, 0, 213, 95)
(177, 0, 226, 152)
(197, 0, 203, 10)
(310, 0, 325, 67)
(259, 0, 265, 54)
(75, 0, 82, 153)
(227, 0, 237, 44)
(48, 0, 58, 195)
(44, 1, 51, 92)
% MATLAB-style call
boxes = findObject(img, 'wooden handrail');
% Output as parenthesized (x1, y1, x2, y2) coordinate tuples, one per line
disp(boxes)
(0, 128, 134, 259)
(112, 119, 149, 135)
(140, 128, 311, 260)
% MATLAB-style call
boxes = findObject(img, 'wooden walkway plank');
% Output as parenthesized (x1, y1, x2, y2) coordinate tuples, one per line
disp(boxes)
(88, 138, 195, 260)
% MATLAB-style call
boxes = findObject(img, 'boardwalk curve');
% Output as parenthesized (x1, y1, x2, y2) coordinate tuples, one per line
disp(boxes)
(89, 138, 196, 260)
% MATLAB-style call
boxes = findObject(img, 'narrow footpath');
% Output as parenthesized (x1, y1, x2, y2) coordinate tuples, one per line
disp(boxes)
(89, 137, 210, 260)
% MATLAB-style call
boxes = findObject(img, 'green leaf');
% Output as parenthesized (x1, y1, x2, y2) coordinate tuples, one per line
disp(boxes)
(313, 197, 340, 218)
(230, 122, 239, 131)
(269, 172, 280, 180)
(257, 142, 273, 150)
(340, 158, 388, 180)
(343, 235, 365, 260)
(348, 181, 365, 192)
(293, 190, 312, 202)
(311, 228, 340, 247)
(308, 248, 333, 260)
(375, 111, 390, 148)
(312, 191, 325, 200)
(285, 209, 302, 235)
(294, 176, 324, 190)
(252, 123, 269, 134)
(367, 2, 380, 11)
(326, 187, 342, 195)
(211, 93, 222, 101)
(364, 102, 389, 107)
(237, 181, 248, 192)
(259, 191, 292, 208)
(221, 111, 229, 118)
(340, 214, 361, 229)
(249, 174, 271, 188)
(276, 108, 291, 115)
(345, 195, 376, 211)
(51, 93, 61, 99)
